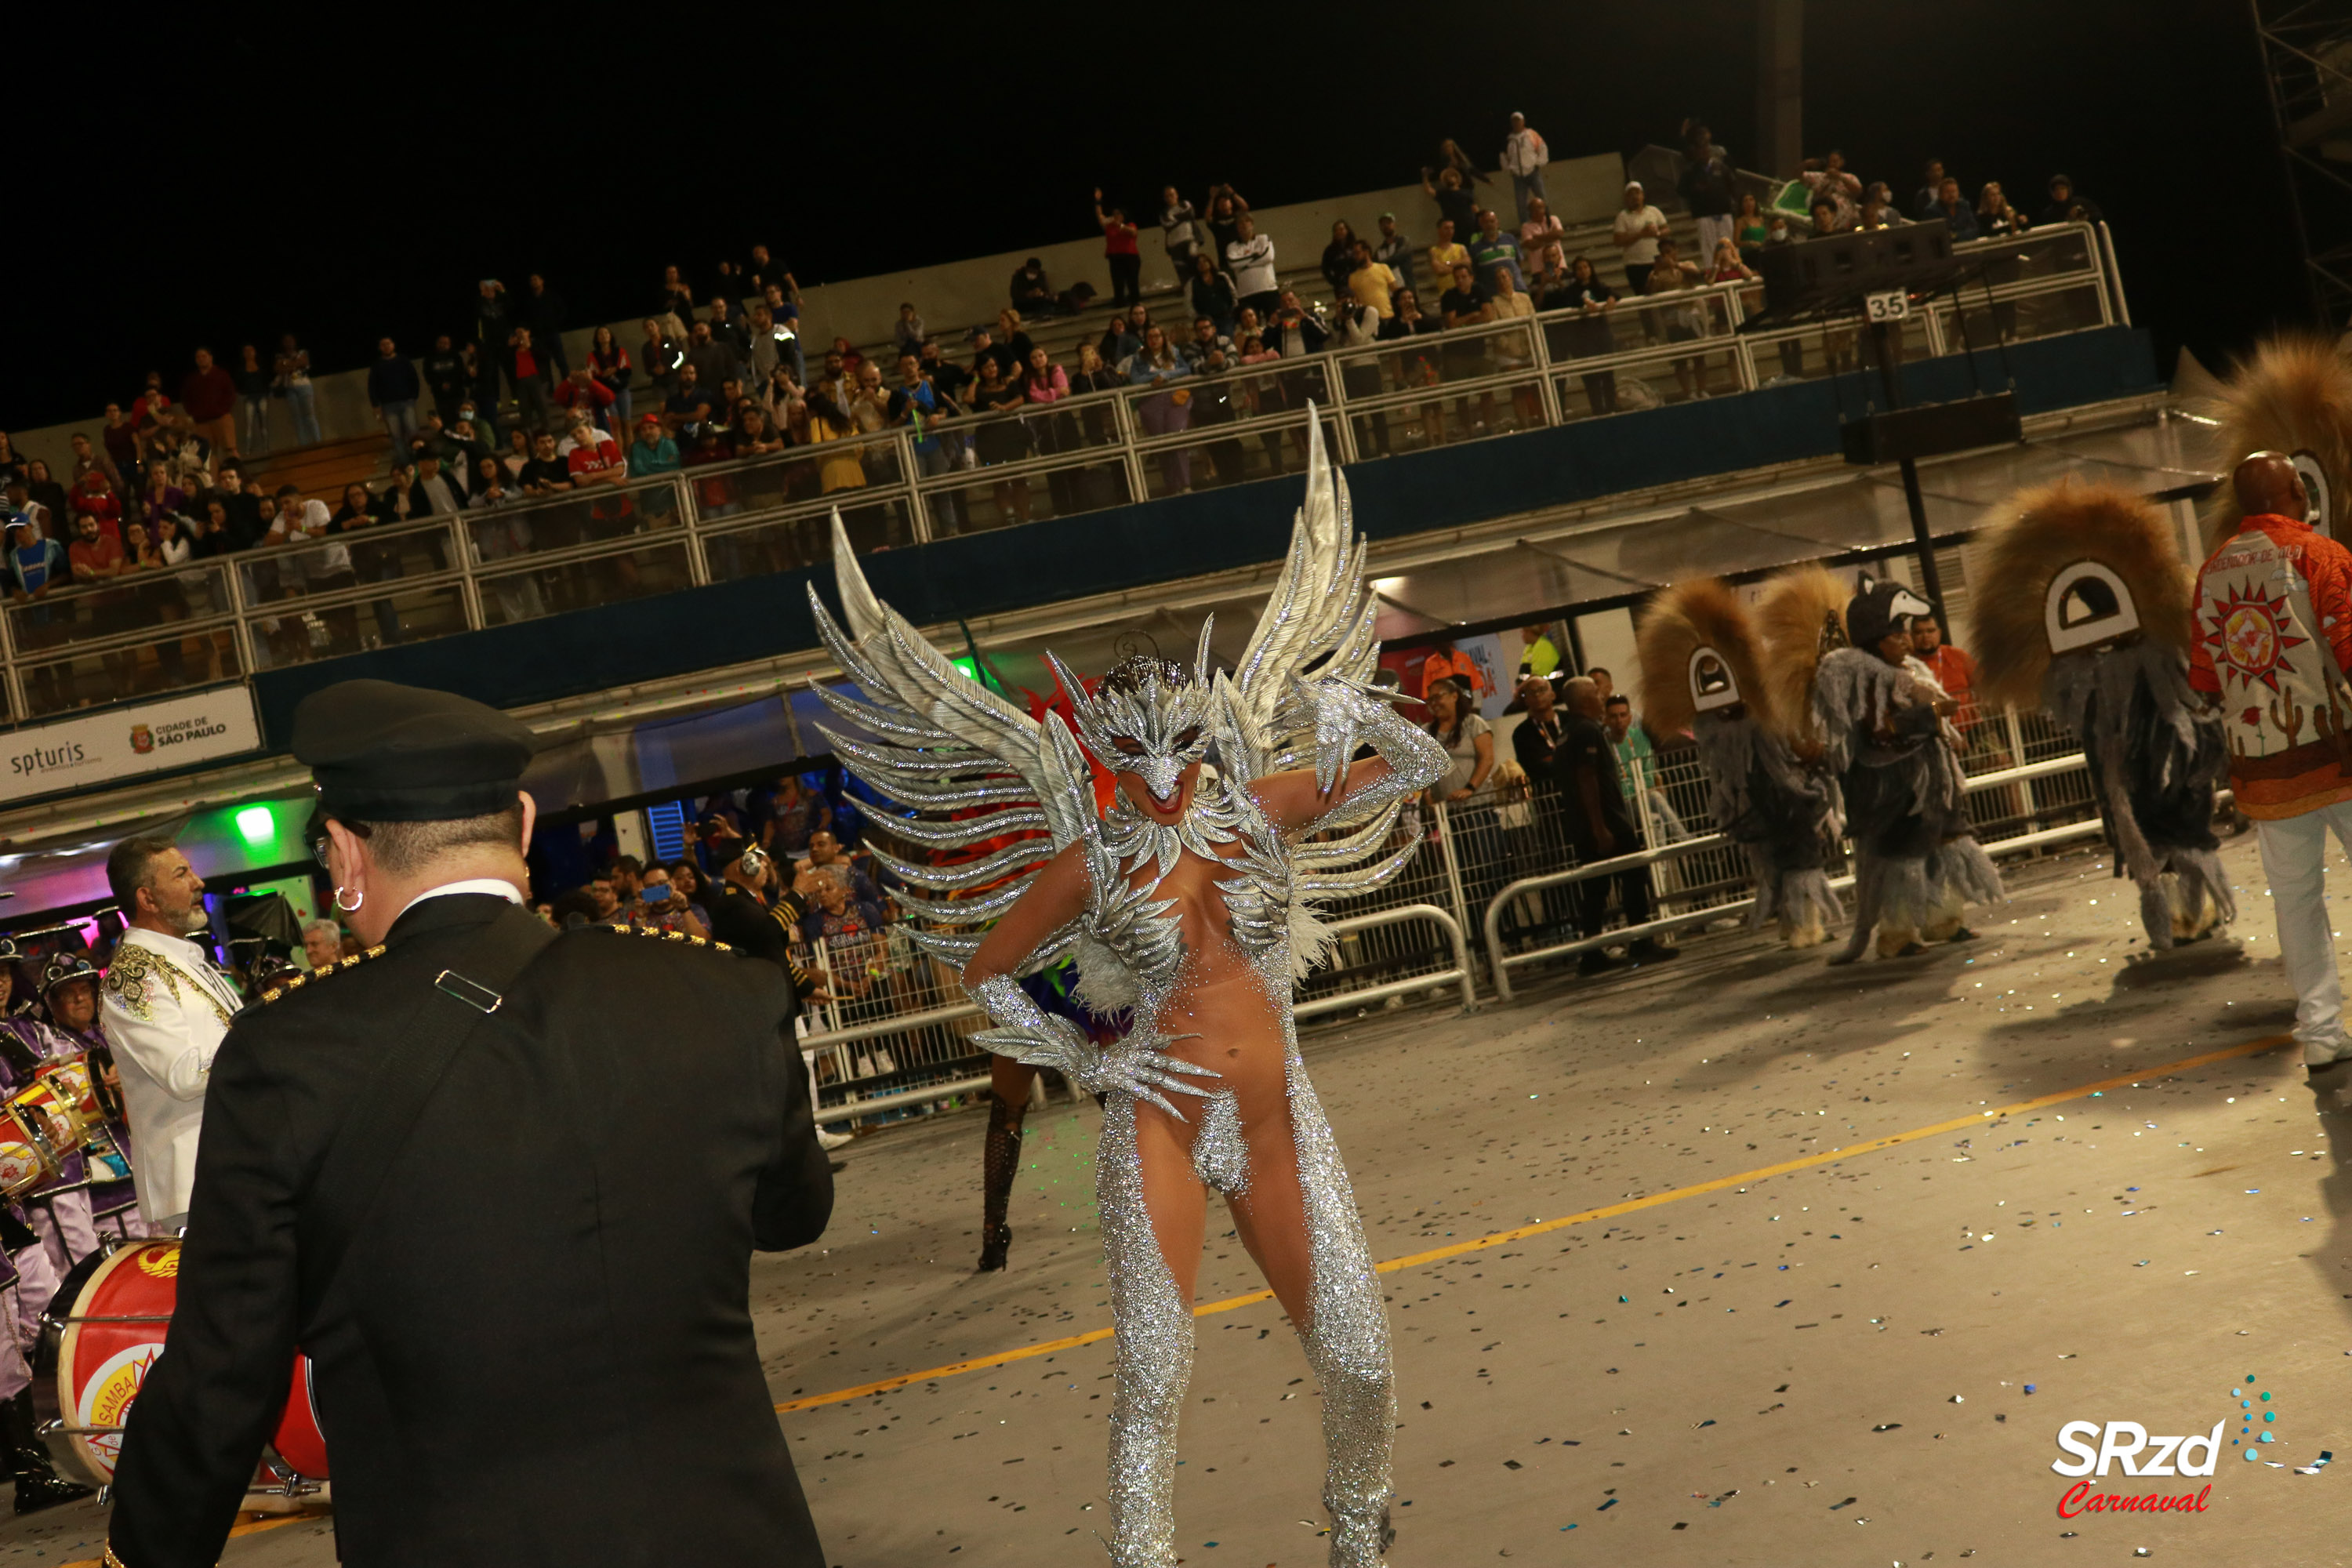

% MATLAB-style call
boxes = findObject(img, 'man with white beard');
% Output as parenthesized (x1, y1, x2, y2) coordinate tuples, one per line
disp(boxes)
(99, 836, 241, 1232)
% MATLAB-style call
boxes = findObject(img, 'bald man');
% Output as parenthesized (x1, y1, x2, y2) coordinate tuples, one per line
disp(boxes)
(2190, 452, 2352, 1069)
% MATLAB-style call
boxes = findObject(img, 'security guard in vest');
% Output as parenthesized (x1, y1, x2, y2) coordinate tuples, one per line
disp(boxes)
(104, 679, 834, 1566)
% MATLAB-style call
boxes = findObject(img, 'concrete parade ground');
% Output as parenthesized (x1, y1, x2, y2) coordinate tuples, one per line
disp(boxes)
(10, 826, 2352, 1566)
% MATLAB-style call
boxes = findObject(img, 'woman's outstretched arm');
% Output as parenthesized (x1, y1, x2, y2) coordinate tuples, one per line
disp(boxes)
(961, 839, 1218, 1117)
(1250, 681, 1450, 834)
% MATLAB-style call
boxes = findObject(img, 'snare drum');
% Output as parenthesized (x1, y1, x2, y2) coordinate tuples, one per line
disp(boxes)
(0, 1102, 61, 1201)
(41, 1240, 330, 1501)
(32, 1060, 106, 1150)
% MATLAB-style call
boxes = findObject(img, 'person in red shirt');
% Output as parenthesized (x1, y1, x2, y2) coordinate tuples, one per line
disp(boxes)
(562, 414, 622, 479)
(1091, 187, 1143, 308)
(127, 376, 173, 463)
(564, 412, 638, 551)
(2190, 452, 2352, 1069)
(68, 470, 124, 546)
(1907, 615, 1980, 731)
(553, 366, 618, 432)
(178, 347, 240, 458)
(66, 511, 125, 583)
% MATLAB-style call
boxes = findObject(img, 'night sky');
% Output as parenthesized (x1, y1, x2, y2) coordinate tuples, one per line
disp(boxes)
(3, 1, 2305, 434)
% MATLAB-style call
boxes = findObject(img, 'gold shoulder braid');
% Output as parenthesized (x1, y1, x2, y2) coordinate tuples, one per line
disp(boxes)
(599, 924, 729, 953)
(101, 944, 171, 1023)
(261, 945, 388, 1005)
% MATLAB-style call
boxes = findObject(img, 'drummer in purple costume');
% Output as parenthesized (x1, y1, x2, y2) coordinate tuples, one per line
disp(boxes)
(0, 946, 95, 1512)
(2, 960, 102, 1275)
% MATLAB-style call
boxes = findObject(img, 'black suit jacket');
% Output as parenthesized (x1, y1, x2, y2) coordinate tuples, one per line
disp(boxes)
(107, 895, 834, 1566)
(1512, 710, 1565, 784)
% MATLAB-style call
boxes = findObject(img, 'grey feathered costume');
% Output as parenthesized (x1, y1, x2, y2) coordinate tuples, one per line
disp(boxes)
(1804, 576, 2005, 963)
(1635, 578, 1843, 947)
(1968, 480, 2234, 947)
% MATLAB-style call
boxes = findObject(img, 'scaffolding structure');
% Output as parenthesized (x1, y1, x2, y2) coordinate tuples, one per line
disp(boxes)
(2254, 0, 2352, 328)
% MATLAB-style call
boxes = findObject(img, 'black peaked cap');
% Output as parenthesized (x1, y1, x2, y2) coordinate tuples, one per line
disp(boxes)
(291, 680, 535, 822)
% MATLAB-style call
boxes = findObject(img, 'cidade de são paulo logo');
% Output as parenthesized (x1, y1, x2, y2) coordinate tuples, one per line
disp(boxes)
(2048, 1371, 2331, 1517)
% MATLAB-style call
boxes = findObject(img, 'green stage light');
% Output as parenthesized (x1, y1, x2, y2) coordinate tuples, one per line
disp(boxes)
(234, 805, 274, 846)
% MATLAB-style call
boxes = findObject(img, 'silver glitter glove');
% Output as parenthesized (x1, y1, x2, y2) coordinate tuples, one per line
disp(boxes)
(1286, 676, 1450, 808)
(967, 972, 1220, 1119)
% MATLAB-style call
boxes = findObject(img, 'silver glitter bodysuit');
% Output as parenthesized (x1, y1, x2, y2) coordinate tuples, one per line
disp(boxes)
(806, 420, 1446, 1567)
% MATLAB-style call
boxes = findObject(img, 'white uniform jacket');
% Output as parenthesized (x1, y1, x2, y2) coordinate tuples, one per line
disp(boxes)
(100, 927, 240, 1222)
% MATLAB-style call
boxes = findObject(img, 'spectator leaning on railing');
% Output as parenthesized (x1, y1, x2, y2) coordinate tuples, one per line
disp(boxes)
(1923, 177, 1978, 239)
(2040, 173, 2103, 225)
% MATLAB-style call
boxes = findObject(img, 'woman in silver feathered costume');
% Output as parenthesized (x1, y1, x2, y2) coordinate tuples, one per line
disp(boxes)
(804, 420, 1445, 1566)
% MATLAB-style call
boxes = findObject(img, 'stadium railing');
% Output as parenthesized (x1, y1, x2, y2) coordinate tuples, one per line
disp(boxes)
(0, 223, 2122, 724)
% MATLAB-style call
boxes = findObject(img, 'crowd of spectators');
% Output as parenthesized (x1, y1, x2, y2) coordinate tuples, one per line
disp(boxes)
(2, 112, 2103, 666)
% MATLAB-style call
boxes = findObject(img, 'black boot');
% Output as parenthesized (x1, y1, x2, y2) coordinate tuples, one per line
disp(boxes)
(977, 1091, 1027, 1272)
(5, 1389, 90, 1513)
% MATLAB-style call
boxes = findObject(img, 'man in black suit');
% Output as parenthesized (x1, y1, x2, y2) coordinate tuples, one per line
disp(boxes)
(103, 679, 833, 1566)
(1551, 675, 1679, 975)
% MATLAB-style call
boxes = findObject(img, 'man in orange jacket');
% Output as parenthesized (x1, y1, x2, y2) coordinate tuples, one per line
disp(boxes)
(2190, 452, 2352, 1069)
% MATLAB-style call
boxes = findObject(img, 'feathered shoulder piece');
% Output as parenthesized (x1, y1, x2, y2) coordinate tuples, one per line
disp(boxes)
(1969, 479, 2193, 712)
(1755, 565, 1851, 750)
(1636, 578, 1772, 737)
(2201, 333, 2352, 551)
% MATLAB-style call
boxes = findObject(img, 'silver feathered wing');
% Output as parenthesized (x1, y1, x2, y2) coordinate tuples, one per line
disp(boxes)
(806, 408, 1442, 997)
(806, 514, 1212, 1110)
(804, 514, 1100, 979)
(1211, 417, 1449, 976)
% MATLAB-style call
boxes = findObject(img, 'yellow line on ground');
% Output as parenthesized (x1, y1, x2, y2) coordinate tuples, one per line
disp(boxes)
(774, 1031, 2294, 1414)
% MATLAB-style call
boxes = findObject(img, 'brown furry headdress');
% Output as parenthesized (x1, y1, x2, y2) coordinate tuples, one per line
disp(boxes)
(1755, 565, 1852, 749)
(1967, 479, 2194, 713)
(1636, 579, 1771, 737)
(2200, 333, 2352, 552)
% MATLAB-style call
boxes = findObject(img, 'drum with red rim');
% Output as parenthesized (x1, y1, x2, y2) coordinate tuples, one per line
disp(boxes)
(32, 1058, 107, 1149)
(42, 1239, 328, 1499)
(0, 1102, 60, 1200)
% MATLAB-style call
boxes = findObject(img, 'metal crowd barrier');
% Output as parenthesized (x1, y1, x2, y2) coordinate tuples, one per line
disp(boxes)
(1479, 734, 2118, 1002)
(0, 225, 2125, 727)
(757, 685, 2140, 1128)
(804, 895, 1478, 1129)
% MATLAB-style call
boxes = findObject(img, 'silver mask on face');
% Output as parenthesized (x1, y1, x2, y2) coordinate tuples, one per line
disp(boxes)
(1049, 622, 1216, 804)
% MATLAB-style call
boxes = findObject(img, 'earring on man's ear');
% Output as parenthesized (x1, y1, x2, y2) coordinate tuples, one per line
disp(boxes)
(334, 886, 365, 913)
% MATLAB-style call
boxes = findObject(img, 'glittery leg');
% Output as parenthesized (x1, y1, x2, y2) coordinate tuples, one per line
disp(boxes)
(1098, 1092, 1201, 1568)
(1279, 1047, 1396, 1566)
(978, 1089, 1028, 1272)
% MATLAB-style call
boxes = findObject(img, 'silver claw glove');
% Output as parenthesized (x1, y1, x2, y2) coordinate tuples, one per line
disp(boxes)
(1284, 676, 1451, 814)
(967, 973, 1221, 1120)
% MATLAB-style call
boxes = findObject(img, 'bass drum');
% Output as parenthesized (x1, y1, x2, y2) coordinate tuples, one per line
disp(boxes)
(35, 1239, 329, 1505)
